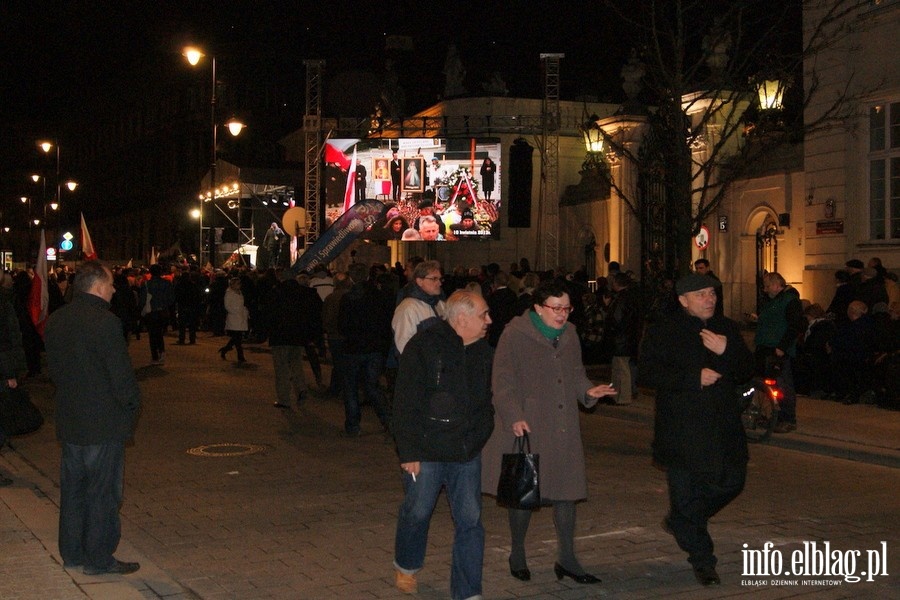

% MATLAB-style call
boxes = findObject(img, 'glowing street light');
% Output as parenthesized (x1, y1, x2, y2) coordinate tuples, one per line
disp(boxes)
(184, 45, 245, 266)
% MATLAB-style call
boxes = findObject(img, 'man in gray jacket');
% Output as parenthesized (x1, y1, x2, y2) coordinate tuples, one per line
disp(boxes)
(45, 261, 142, 575)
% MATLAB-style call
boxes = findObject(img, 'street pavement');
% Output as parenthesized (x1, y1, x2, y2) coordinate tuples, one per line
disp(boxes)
(1, 331, 898, 599)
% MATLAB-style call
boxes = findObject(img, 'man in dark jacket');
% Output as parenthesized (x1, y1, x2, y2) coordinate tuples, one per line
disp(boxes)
(639, 273, 754, 587)
(605, 272, 642, 404)
(391, 290, 494, 598)
(174, 266, 203, 345)
(486, 270, 518, 347)
(0, 270, 27, 486)
(44, 261, 142, 575)
(754, 271, 803, 432)
(338, 263, 392, 435)
(264, 272, 310, 409)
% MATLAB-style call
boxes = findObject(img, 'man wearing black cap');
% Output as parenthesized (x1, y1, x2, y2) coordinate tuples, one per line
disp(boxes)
(639, 273, 754, 587)
(845, 258, 864, 295)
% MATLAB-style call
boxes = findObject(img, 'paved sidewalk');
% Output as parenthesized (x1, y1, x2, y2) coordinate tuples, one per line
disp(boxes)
(0, 338, 897, 599)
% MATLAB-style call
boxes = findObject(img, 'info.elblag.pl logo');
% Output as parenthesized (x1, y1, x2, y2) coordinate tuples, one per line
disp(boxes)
(741, 541, 889, 586)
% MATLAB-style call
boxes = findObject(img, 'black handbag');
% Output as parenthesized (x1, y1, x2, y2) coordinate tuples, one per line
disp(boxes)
(0, 386, 44, 436)
(496, 432, 541, 509)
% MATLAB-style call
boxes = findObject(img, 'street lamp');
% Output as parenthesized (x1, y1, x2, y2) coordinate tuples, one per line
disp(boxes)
(756, 79, 786, 111)
(37, 141, 78, 259)
(184, 46, 245, 267)
(562, 115, 611, 205)
(580, 114, 605, 154)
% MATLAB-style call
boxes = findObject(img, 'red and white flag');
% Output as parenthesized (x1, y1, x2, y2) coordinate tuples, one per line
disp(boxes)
(81, 212, 97, 261)
(342, 146, 358, 214)
(28, 230, 49, 338)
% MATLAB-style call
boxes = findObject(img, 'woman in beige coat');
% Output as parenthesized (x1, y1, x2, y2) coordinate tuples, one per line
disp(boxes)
(482, 280, 615, 584)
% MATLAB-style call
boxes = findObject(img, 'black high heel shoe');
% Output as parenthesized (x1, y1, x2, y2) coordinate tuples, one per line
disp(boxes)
(508, 559, 531, 581)
(554, 562, 601, 584)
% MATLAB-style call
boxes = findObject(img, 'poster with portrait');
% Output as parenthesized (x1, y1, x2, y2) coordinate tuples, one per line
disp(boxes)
(401, 157, 425, 193)
(372, 157, 391, 181)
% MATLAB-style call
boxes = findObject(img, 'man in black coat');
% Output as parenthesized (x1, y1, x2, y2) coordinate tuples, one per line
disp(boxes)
(338, 263, 392, 435)
(486, 271, 518, 347)
(174, 266, 203, 345)
(639, 273, 754, 587)
(44, 261, 142, 575)
(605, 273, 642, 404)
(391, 289, 494, 597)
(264, 272, 310, 409)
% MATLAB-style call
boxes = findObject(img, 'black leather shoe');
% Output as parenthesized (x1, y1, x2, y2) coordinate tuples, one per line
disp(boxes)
(83, 560, 140, 575)
(693, 565, 721, 586)
(509, 559, 531, 581)
(554, 562, 601, 584)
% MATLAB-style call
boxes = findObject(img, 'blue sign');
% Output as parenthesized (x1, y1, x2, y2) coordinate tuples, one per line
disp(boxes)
(60, 240, 74, 251)
(291, 199, 387, 274)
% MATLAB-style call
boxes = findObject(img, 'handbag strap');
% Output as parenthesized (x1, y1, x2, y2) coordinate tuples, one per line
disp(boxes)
(513, 432, 531, 454)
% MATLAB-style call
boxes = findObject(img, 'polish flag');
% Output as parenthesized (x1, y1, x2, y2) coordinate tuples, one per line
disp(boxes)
(342, 147, 358, 214)
(28, 230, 49, 338)
(81, 212, 97, 260)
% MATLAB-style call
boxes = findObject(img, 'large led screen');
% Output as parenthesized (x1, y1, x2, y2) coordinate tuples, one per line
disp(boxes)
(324, 138, 501, 241)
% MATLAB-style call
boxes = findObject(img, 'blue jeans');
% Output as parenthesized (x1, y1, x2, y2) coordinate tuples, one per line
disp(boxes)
(394, 457, 484, 600)
(59, 442, 125, 570)
(342, 352, 388, 433)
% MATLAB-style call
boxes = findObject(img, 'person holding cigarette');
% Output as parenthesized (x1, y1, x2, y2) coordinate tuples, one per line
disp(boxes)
(391, 290, 495, 598)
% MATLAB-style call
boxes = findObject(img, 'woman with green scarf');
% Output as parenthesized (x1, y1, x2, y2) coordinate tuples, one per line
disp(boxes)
(481, 280, 616, 585)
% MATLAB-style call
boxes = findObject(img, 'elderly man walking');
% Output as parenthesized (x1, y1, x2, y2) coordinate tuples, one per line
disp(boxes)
(392, 290, 494, 599)
(45, 261, 142, 575)
(639, 273, 754, 586)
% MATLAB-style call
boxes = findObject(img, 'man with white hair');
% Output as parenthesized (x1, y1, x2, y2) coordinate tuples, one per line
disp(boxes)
(392, 290, 494, 598)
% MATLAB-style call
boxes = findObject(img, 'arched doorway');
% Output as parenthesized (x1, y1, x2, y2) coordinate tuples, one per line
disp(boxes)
(749, 210, 779, 312)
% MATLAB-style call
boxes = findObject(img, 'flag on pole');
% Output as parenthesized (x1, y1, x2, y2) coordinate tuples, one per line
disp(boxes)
(28, 230, 49, 338)
(150, 247, 158, 265)
(342, 147, 358, 214)
(80, 212, 97, 261)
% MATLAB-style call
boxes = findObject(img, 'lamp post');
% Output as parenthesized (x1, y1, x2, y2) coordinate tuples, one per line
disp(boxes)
(184, 47, 245, 267)
(563, 115, 610, 205)
(37, 141, 77, 262)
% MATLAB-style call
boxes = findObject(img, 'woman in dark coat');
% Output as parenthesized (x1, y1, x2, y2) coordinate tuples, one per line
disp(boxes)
(479, 158, 496, 200)
(482, 281, 615, 584)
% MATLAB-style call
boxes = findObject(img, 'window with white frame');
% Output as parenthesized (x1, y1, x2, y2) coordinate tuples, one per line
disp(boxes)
(868, 102, 900, 240)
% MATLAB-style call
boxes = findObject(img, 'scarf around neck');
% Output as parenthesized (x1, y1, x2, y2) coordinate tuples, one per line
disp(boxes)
(529, 310, 567, 342)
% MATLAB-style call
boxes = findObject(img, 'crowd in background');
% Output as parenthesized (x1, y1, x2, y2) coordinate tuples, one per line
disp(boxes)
(3, 252, 897, 412)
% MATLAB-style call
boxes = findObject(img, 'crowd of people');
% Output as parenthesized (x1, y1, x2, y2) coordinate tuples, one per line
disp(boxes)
(0, 252, 896, 596)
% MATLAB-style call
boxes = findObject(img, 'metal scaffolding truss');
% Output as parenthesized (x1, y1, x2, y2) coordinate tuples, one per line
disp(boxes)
(539, 53, 563, 271)
(303, 60, 325, 243)
(312, 114, 587, 138)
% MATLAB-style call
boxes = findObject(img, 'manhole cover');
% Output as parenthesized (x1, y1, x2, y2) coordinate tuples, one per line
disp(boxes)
(186, 443, 265, 457)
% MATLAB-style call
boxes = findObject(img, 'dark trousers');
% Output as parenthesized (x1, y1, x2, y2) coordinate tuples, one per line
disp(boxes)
(327, 336, 348, 395)
(144, 310, 167, 360)
(666, 463, 746, 569)
(342, 352, 388, 434)
(177, 305, 199, 344)
(222, 330, 245, 361)
(59, 442, 125, 570)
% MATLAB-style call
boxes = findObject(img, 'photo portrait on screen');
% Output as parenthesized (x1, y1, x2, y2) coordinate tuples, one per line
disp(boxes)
(401, 157, 425, 194)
